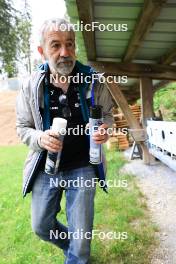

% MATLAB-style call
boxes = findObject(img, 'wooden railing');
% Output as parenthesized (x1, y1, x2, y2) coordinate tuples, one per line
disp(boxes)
(147, 121, 176, 171)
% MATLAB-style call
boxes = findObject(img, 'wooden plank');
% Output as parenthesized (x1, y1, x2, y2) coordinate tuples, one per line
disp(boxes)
(123, 0, 168, 62)
(107, 81, 152, 164)
(159, 47, 176, 65)
(128, 129, 147, 142)
(140, 78, 156, 163)
(107, 82, 140, 129)
(76, 0, 96, 60)
(89, 61, 176, 80)
(140, 78, 154, 127)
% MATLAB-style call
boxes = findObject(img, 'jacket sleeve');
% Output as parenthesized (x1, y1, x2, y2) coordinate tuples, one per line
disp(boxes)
(16, 79, 44, 152)
(95, 81, 114, 127)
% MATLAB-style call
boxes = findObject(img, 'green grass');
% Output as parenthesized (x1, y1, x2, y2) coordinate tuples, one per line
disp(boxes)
(0, 145, 157, 264)
(153, 82, 176, 121)
(137, 82, 176, 121)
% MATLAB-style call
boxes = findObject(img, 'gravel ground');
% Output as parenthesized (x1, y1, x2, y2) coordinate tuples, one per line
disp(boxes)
(122, 150, 176, 264)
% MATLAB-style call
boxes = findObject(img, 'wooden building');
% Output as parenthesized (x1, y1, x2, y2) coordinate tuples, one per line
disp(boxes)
(65, 0, 176, 166)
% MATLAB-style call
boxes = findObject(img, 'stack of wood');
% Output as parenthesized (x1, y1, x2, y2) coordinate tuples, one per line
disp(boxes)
(106, 133, 129, 150)
(113, 104, 141, 129)
(107, 105, 141, 150)
(113, 114, 128, 128)
(129, 104, 141, 122)
(116, 133, 129, 150)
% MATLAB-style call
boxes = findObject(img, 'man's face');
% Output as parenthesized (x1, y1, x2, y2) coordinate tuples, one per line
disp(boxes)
(40, 30, 76, 76)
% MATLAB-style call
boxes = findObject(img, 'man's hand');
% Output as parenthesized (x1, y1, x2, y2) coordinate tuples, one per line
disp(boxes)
(39, 130, 63, 153)
(92, 123, 109, 144)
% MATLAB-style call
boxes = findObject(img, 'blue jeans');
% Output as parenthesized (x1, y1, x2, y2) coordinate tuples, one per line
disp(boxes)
(31, 165, 97, 264)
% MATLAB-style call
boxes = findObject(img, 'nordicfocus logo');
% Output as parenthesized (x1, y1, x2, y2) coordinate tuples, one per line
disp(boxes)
(49, 177, 128, 189)
(49, 21, 128, 32)
(50, 229, 128, 240)
(49, 125, 128, 137)
(50, 73, 128, 85)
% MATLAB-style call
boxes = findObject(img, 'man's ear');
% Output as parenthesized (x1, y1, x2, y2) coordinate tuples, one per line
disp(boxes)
(38, 46, 43, 56)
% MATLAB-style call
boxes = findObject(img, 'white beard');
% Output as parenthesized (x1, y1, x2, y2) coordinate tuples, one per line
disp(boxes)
(48, 58, 76, 76)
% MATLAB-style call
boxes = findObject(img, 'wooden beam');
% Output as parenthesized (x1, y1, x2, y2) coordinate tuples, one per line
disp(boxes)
(128, 129, 147, 142)
(159, 47, 176, 65)
(115, 80, 174, 103)
(140, 78, 154, 127)
(123, 0, 168, 62)
(131, 80, 173, 97)
(138, 78, 155, 162)
(107, 83, 140, 129)
(76, 0, 96, 60)
(89, 61, 176, 80)
(107, 81, 152, 164)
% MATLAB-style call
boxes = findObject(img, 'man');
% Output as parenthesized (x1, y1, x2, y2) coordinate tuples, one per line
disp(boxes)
(16, 18, 113, 264)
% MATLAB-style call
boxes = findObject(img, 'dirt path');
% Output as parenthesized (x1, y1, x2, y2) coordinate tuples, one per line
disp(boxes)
(0, 91, 21, 145)
(122, 151, 176, 264)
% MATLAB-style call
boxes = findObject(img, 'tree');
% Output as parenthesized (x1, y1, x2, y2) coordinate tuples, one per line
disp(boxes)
(0, 0, 32, 77)
(16, 0, 32, 74)
(0, 0, 19, 77)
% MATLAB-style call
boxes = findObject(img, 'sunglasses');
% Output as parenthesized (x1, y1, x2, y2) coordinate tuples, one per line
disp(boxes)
(59, 94, 72, 118)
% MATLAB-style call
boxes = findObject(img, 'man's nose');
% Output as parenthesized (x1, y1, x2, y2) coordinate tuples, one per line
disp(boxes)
(60, 45, 69, 57)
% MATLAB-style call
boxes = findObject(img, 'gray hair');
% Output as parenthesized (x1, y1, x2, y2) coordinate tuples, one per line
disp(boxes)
(39, 18, 75, 46)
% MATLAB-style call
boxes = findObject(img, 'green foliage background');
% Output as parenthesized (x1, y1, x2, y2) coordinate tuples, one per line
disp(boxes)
(154, 82, 176, 121)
